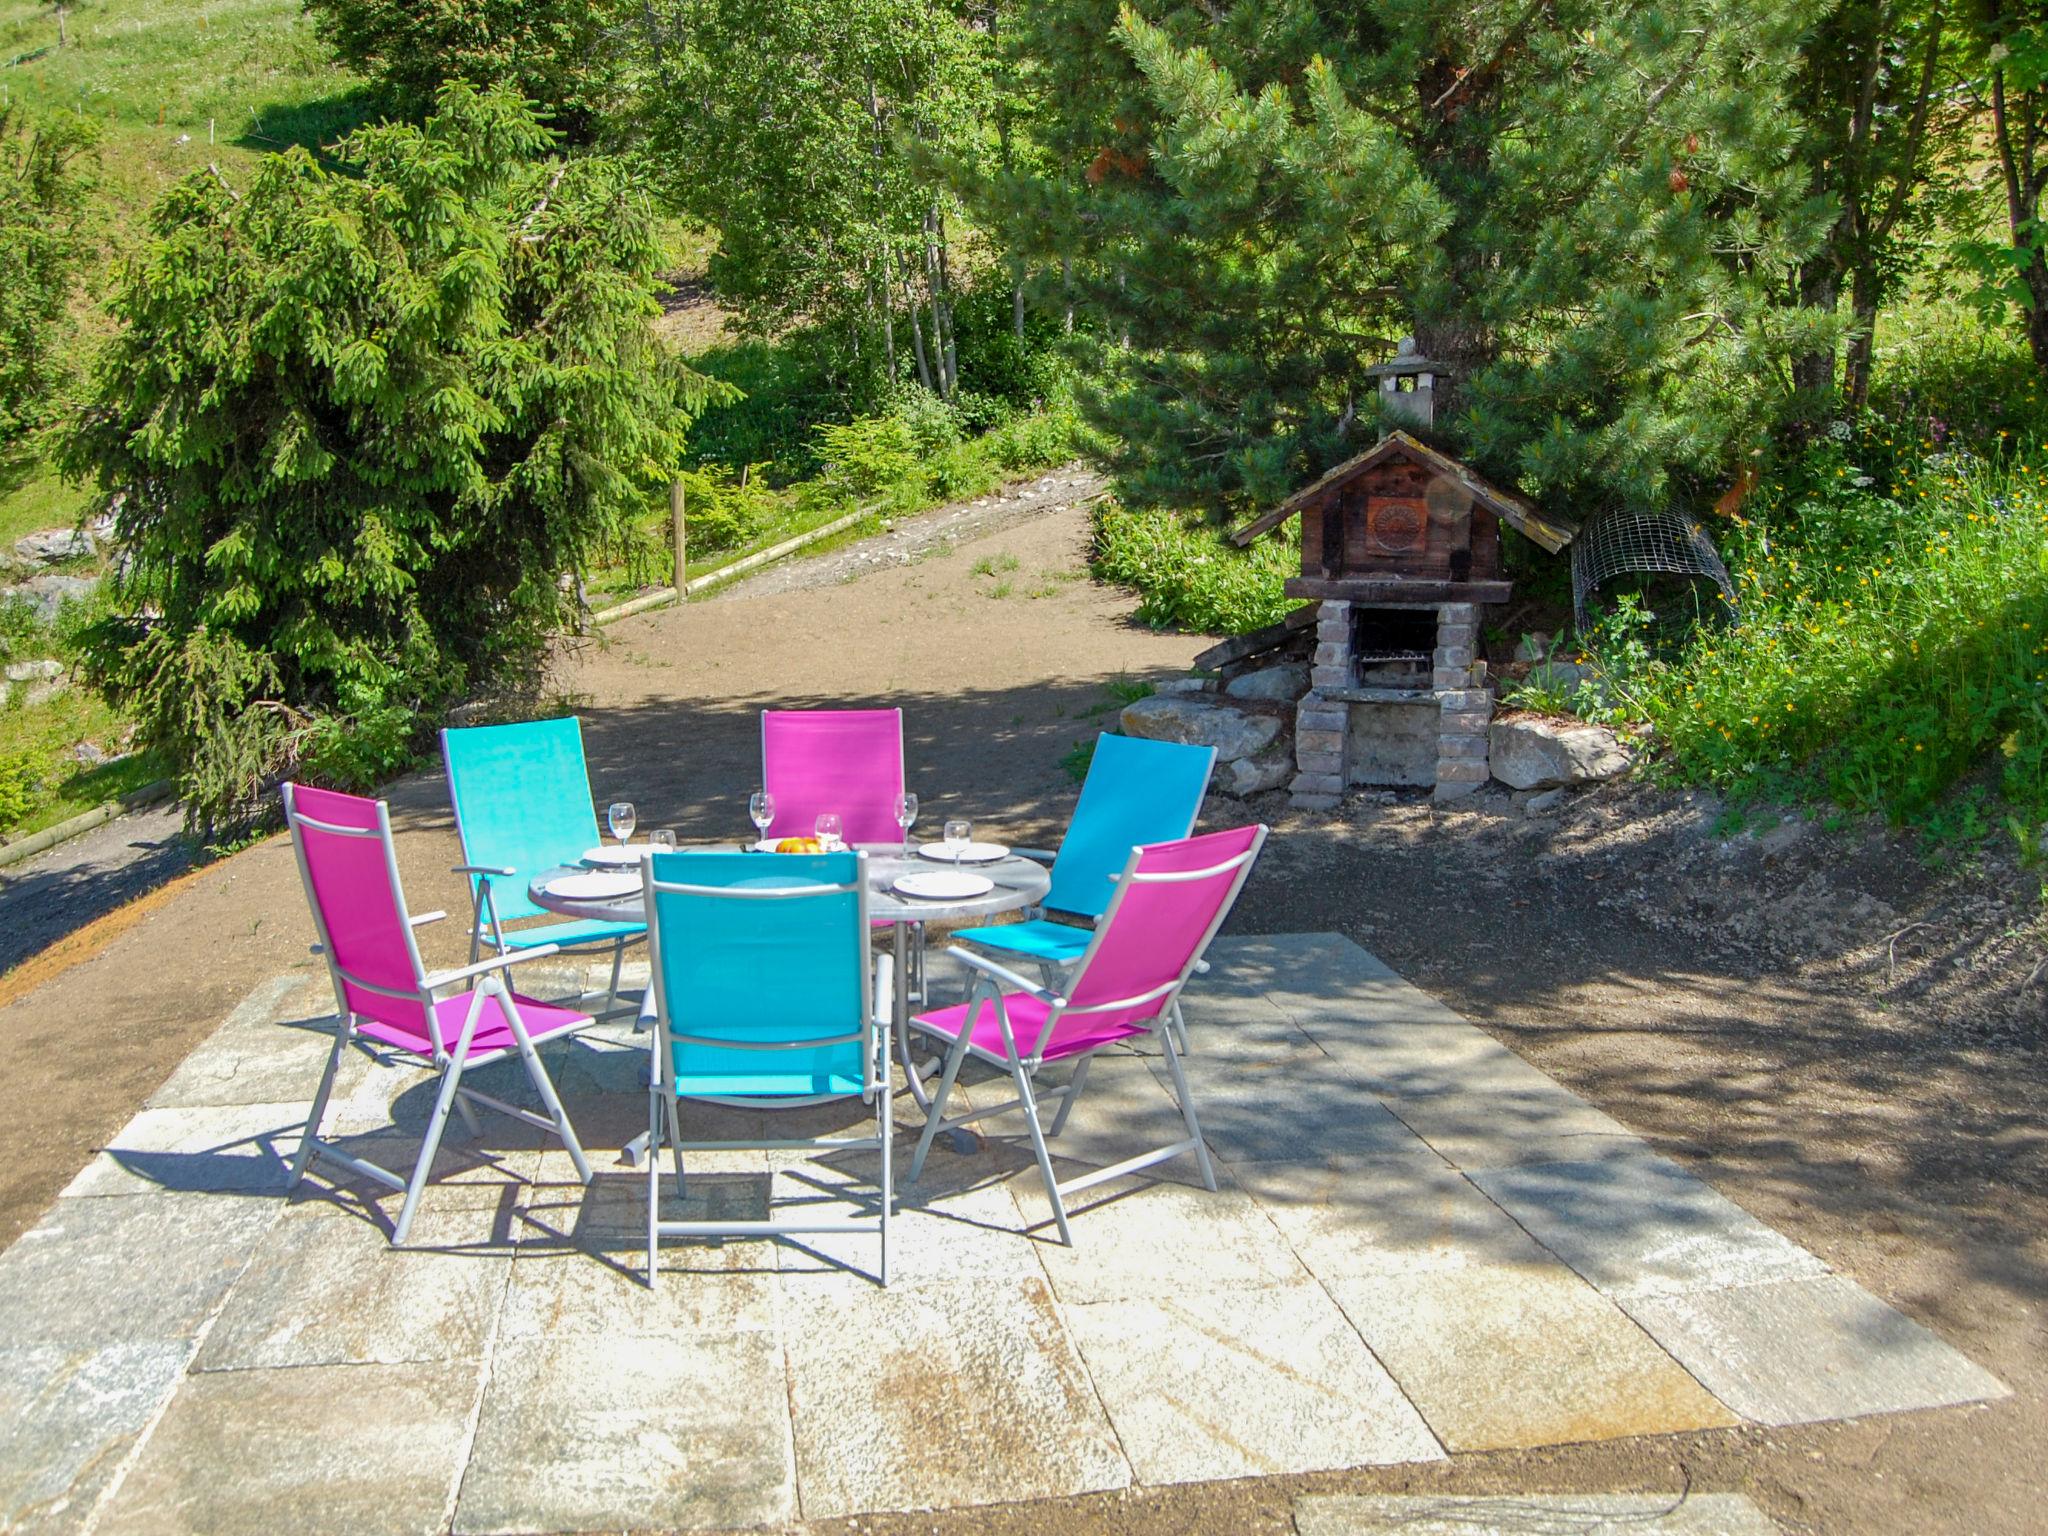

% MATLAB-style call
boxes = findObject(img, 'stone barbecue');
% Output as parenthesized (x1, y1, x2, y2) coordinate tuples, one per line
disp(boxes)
(1229, 431, 1577, 807)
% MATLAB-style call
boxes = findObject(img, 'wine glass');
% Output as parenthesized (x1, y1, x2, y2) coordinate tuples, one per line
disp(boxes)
(607, 801, 637, 848)
(943, 818, 970, 862)
(894, 792, 919, 855)
(749, 791, 775, 847)
(815, 812, 843, 852)
(650, 829, 676, 853)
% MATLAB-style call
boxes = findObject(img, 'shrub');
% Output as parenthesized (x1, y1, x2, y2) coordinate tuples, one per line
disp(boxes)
(64, 86, 718, 832)
(1091, 504, 1300, 634)
(304, 0, 629, 142)
(1620, 438, 2048, 827)
(676, 464, 781, 558)
(813, 415, 922, 504)
(0, 749, 34, 832)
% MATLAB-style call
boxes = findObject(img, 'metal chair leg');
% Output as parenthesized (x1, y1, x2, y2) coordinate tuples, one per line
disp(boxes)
(1013, 1065, 1074, 1246)
(645, 1088, 662, 1287)
(1156, 1025, 1218, 1192)
(394, 1055, 468, 1246)
(1046, 1054, 1091, 1137)
(909, 1025, 975, 1182)
(292, 1016, 351, 1188)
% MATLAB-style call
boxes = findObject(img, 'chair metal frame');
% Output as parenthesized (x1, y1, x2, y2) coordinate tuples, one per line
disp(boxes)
(962, 733, 1217, 1051)
(639, 850, 893, 1286)
(440, 719, 645, 1021)
(909, 826, 1267, 1245)
(283, 784, 594, 1245)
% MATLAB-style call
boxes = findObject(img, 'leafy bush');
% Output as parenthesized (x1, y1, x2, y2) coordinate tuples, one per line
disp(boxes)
(0, 749, 34, 832)
(0, 106, 96, 445)
(64, 86, 716, 831)
(1091, 504, 1300, 634)
(1619, 437, 2048, 827)
(676, 464, 782, 558)
(813, 415, 922, 504)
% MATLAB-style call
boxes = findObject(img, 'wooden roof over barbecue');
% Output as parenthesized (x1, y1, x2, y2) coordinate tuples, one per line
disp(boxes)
(1227, 431, 1580, 554)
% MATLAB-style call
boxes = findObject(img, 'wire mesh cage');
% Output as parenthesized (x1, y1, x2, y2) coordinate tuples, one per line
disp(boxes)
(1571, 505, 1737, 630)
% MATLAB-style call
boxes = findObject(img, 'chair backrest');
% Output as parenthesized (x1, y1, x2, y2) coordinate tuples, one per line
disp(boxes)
(642, 849, 875, 1099)
(442, 717, 603, 923)
(283, 782, 438, 1051)
(1044, 733, 1216, 919)
(760, 708, 904, 845)
(1033, 824, 1267, 1057)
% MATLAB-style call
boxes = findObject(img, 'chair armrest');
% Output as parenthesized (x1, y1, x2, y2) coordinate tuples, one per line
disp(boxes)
(421, 943, 562, 992)
(638, 988, 659, 1028)
(409, 910, 448, 928)
(947, 946, 1064, 1007)
(1010, 847, 1057, 865)
(454, 864, 518, 879)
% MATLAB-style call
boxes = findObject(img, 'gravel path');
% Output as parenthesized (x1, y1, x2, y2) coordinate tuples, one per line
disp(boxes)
(0, 801, 192, 976)
(716, 462, 1108, 599)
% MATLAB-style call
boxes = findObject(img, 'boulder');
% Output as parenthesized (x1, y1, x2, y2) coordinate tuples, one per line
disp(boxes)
(1152, 677, 1216, 696)
(12, 527, 95, 567)
(9, 573, 99, 623)
(1220, 747, 1293, 797)
(3, 659, 62, 683)
(1490, 718, 1632, 790)
(1223, 662, 1310, 702)
(1119, 695, 1283, 764)
(3, 572, 100, 624)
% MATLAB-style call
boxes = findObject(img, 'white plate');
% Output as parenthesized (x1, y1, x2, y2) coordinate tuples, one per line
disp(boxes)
(581, 844, 651, 867)
(546, 870, 641, 901)
(917, 841, 1009, 865)
(892, 870, 995, 901)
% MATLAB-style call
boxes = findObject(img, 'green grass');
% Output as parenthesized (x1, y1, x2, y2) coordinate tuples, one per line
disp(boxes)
(0, 683, 167, 840)
(0, 455, 84, 545)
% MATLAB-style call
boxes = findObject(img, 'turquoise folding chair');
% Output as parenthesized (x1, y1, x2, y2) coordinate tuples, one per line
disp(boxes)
(639, 849, 893, 1286)
(441, 718, 646, 1018)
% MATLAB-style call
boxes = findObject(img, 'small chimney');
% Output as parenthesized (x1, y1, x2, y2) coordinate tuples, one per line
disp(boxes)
(1365, 337, 1441, 431)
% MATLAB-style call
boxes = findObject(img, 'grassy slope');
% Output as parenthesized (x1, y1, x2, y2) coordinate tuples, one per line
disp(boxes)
(1, 0, 359, 839)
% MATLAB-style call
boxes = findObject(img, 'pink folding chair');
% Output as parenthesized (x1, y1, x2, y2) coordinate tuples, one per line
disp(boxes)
(760, 707, 905, 845)
(907, 824, 1268, 1244)
(283, 783, 594, 1244)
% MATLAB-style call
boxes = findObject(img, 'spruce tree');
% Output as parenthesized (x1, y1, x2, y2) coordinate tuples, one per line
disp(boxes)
(972, 0, 1838, 516)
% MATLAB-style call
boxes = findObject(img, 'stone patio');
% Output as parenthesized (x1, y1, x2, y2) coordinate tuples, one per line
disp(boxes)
(0, 933, 2009, 1534)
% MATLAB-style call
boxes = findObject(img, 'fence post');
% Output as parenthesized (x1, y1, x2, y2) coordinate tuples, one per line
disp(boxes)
(670, 478, 687, 597)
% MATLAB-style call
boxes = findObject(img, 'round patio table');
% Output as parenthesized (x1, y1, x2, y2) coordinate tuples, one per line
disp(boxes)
(528, 842, 1051, 1114)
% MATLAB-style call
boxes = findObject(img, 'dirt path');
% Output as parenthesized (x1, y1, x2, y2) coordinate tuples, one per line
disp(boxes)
(0, 800, 192, 976)
(0, 474, 2043, 1531)
(717, 463, 1108, 600)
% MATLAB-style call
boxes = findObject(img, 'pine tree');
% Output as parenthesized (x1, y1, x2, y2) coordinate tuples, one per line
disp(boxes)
(972, 0, 1839, 517)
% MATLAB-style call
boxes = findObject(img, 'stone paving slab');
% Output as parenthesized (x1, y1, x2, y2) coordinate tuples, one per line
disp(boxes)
(781, 1274, 1129, 1519)
(0, 1192, 279, 1349)
(1058, 1280, 1444, 1482)
(1382, 1086, 1639, 1172)
(60, 1101, 305, 1199)
(1292, 1491, 1782, 1535)
(0, 1341, 189, 1535)
(145, 974, 339, 1110)
(194, 1195, 513, 1371)
(1233, 1153, 1548, 1280)
(506, 1168, 781, 1333)
(0, 937, 2013, 1532)
(1621, 1274, 2012, 1426)
(1326, 1264, 1739, 1452)
(1471, 1150, 1829, 1301)
(94, 1359, 479, 1536)
(455, 1331, 793, 1535)
(1015, 1169, 1311, 1304)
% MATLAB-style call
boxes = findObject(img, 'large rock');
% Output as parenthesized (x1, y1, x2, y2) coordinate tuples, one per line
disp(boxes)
(3, 572, 100, 624)
(1490, 717, 1632, 790)
(1120, 695, 1283, 764)
(1223, 662, 1309, 702)
(12, 527, 95, 567)
(1220, 747, 1293, 797)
